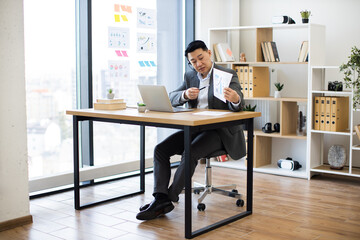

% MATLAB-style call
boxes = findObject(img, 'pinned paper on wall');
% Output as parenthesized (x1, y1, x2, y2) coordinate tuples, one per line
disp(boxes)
(121, 15, 128, 21)
(138, 61, 157, 67)
(213, 68, 232, 102)
(137, 33, 156, 53)
(108, 27, 129, 48)
(121, 5, 132, 13)
(115, 50, 129, 57)
(114, 4, 120, 12)
(137, 8, 156, 28)
(114, 15, 120, 22)
(108, 60, 130, 81)
(115, 50, 122, 57)
(121, 50, 128, 57)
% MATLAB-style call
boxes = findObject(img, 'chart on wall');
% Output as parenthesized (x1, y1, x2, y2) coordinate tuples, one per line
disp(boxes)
(137, 8, 156, 29)
(108, 27, 130, 48)
(137, 33, 156, 53)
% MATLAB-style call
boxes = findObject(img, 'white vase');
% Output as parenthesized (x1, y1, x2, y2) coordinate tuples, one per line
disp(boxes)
(107, 93, 114, 99)
(274, 91, 281, 98)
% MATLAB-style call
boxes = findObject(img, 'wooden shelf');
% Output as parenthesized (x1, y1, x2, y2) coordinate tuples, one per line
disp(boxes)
(312, 66, 339, 69)
(352, 145, 360, 150)
(311, 165, 360, 177)
(244, 96, 307, 102)
(210, 159, 307, 179)
(312, 90, 352, 96)
(209, 24, 326, 179)
(215, 61, 307, 65)
(310, 129, 352, 136)
(312, 165, 349, 175)
(254, 130, 307, 139)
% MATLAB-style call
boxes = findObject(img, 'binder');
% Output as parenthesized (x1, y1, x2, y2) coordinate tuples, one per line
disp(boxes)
(248, 66, 269, 97)
(239, 66, 244, 93)
(331, 97, 349, 132)
(243, 66, 249, 98)
(314, 96, 320, 130)
(319, 97, 326, 131)
(325, 97, 331, 131)
(248, 67, 253, 97)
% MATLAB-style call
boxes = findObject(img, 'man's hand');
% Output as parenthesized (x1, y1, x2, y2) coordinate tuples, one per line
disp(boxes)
(185, 87, 200, 100)
(223, 87, 240, 103)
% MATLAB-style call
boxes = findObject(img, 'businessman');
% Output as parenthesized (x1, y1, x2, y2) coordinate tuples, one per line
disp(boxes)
(136, 40, 245, 220)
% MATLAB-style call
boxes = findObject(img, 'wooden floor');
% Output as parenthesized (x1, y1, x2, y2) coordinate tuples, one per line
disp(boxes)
(1, 164, 360, 240)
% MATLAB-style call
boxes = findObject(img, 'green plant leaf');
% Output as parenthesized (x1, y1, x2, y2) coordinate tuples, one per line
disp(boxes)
(340, 46, 360, 108)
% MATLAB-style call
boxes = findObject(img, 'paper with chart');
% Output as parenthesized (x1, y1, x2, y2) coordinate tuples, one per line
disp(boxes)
(213, 68, 232, 102)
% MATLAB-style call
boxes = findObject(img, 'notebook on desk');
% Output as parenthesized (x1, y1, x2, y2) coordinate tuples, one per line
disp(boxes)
(137, 85, 193, 113)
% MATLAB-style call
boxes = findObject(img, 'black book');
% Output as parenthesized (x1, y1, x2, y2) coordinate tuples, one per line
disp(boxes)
(271, 42, 280, 62)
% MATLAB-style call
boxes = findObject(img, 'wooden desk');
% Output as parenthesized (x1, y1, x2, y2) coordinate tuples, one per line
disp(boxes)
(66, 108, 260, 239)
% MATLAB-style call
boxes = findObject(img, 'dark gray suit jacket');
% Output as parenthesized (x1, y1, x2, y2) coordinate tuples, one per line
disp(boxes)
(169, 64, 246, 160)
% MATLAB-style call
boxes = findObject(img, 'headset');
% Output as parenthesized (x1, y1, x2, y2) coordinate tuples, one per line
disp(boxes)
(262, 122, 280, 133)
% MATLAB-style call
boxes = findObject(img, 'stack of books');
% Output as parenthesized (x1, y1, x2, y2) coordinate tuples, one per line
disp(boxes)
(94, 98, 126, 110)
(260, 41, 280, 62)
(313, 96, 349, 131)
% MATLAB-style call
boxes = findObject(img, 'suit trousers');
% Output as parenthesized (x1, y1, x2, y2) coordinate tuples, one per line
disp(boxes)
(153, 129, 224, 201)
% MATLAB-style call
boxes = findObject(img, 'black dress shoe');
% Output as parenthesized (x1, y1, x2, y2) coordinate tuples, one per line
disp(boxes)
(139, 203, 150, 211)
(136, 199, 174, 220)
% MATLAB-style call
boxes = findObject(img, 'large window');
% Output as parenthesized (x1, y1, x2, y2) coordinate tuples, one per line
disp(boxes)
(25, 0, 191, 193)
(92, 0, 158, 165)
(24, 0, 76, 179)
(91, 0, 185, 166)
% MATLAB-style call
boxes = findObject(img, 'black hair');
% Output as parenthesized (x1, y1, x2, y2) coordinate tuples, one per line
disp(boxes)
(184, 40, 208, 59)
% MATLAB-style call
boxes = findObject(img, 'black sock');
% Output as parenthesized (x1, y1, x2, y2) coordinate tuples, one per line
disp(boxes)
(154, 193, 169, 202)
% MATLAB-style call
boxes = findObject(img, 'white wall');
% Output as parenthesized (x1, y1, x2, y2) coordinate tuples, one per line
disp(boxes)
(240, 0, 360, 66)
(0, 0, 30, 222)
(195, 0, 240, 58)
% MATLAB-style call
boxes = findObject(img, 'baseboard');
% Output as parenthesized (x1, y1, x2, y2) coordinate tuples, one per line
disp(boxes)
(0, 215, 33, 232)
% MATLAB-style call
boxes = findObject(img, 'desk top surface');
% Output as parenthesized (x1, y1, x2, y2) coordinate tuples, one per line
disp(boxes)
(66, 108, 261, 126)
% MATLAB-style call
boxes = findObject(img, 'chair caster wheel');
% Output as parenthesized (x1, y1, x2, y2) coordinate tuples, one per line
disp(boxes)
(236, 199, 244, 207)
(197, 203, 206, 211)
(194, 189, 200, 194)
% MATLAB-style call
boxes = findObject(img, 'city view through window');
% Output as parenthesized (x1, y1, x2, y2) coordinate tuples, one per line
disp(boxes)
(25, 0, 158, 181)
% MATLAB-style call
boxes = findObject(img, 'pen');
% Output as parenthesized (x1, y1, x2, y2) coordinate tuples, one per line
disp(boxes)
(199, 86, 207, 91)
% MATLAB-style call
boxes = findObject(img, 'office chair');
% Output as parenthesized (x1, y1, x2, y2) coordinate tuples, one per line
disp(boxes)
(193, 149, 244, 211)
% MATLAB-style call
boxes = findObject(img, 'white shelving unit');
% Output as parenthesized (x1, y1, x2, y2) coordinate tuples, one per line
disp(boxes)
(308, 66, 360, 179)
(209, 24, 326, 179)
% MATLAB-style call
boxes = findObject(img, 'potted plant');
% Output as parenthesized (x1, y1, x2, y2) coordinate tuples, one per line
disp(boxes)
(137, 102, 147, 112)
(107, 88, 114, 99)
(339, 46, 360, 108)
(300, 10, 311, 23)
(274, 82, 284, 98)
(243, 104, 257, 111)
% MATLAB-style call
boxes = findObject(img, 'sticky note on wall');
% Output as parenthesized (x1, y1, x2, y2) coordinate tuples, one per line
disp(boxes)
(114, 15, 120, 22)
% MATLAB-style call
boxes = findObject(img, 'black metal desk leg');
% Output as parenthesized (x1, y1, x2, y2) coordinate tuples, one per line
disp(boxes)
(246, 118, 254, 212)
(73, 116, 80, 210)
(140, 125, 145, 192)
(184, 126, 192, 239)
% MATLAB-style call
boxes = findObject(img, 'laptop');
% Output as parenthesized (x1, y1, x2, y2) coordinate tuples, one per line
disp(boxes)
(138, 85, 193, 112)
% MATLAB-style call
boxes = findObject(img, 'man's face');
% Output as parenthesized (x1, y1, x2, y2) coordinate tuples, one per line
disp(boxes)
(187, 48, 212, 76)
